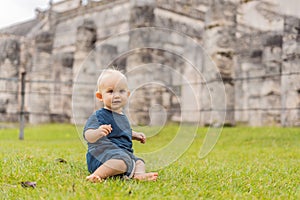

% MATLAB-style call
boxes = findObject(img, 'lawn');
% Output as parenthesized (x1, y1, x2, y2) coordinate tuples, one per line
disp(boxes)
(0, 124, 299, 199)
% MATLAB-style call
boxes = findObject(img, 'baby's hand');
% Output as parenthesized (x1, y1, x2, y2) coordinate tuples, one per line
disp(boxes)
(133, 131, 146, 144)
(99, 124, 112, 137)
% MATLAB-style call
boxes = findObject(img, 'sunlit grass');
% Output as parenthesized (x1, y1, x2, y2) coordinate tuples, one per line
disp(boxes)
(1, 124, 299, 199)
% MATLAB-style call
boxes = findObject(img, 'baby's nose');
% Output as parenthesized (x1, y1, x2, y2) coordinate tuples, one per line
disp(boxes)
(113, 92, 120, 97)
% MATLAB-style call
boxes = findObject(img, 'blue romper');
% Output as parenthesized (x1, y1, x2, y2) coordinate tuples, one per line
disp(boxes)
(83, 108, 143, 178)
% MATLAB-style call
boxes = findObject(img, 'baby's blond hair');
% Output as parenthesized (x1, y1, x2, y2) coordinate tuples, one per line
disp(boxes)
(97, 69, 127, 91)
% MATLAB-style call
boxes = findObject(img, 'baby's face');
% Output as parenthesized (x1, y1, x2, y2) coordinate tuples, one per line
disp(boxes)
(98, 74, 130, 113)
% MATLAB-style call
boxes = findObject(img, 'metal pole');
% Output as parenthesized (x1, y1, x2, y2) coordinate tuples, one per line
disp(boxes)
(19, 72, 26, 140)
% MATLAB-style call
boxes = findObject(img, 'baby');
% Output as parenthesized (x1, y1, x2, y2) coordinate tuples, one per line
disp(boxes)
(84, 69, 158, 182)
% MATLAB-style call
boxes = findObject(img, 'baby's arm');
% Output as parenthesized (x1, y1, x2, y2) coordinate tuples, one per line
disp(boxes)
(84, 124, 112, 143)
(132, 131, 146, 144)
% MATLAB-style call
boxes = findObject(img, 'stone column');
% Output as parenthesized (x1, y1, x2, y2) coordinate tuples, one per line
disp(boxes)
(0, 38, 20, 122)
(235, 0, 285, 126)
(50, 52, 74, 122)
(203, 0, 236, 126)
(72, 19, 97, 125)
(261, 34, 282, 125)
(73, 20, 96, 79)
(28, 31, 53, 124)
(181, 69, 201, 124)
(281, 15, 300, 126)
(127, 0, 156, 125)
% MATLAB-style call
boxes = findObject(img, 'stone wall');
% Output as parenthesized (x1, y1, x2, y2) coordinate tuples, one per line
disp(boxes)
(0, 0, 299, 126)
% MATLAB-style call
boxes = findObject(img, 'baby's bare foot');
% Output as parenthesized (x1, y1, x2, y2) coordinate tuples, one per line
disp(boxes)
(133, 172, 158, 181)
(86, 174, 103, 183)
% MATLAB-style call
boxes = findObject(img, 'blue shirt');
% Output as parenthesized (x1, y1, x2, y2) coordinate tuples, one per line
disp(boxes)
(83, 108, 133, 153)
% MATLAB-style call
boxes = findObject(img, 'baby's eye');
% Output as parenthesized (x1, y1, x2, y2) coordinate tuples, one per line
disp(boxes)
(107, 90, 113, 94)
(120, 89, 126, 93)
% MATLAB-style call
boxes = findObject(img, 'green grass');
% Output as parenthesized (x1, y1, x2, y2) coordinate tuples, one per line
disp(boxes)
(0, 124, 300, 199)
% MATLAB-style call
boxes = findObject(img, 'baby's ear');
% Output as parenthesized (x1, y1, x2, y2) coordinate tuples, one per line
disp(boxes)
(127, 91, 130, 97)
(95, 91, 103, 101)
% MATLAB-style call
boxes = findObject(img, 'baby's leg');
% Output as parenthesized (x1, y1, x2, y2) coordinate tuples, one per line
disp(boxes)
(133, 160, 158, 181)
(86, 159, 127, 182)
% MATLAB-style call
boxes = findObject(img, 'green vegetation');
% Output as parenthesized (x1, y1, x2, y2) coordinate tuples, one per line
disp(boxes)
(1, 124, 299, 199)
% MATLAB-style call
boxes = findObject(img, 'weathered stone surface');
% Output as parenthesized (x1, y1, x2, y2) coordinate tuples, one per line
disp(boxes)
(76, 20, 96, 51)
(0, 38, 20, 122)
(35, 31, 54, 53)
(72, 19, 98, 125)
(281, 15, 300, 126)
(203, 0, 236, 125)
(50, 52, 74, 122)
(0, 39, 20, 65)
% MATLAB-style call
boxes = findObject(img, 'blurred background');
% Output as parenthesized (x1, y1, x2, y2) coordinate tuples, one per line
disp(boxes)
(0, 0, 299, 127)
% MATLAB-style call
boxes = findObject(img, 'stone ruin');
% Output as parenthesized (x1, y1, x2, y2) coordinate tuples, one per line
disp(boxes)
(0, 0, 299, 126)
